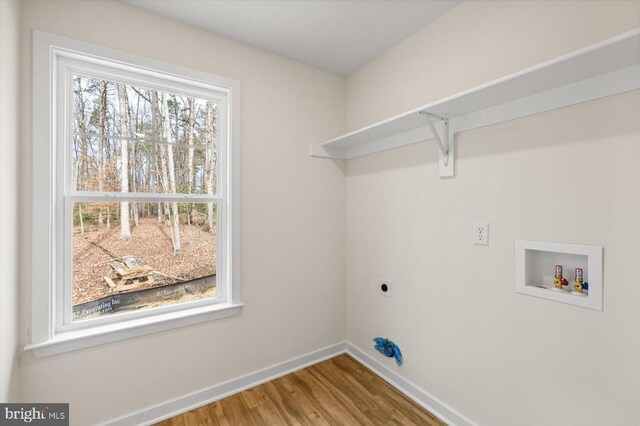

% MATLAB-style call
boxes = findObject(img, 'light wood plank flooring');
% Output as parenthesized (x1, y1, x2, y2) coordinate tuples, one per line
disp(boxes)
(156, 354, 444, 425)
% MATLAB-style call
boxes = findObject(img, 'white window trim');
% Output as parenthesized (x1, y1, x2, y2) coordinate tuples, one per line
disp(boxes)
(26, 31, 242, 358)
(57, 58, 229, 332)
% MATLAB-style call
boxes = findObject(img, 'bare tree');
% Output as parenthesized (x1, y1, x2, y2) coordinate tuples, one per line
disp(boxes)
(131, 87, 141, 227)
(73, 77, 88, 234)
(97, 81, 107, 226)
(186, 97, 195, 225)
(117, 84, 131, 240)
(161, 93, 181, 251)
(151, 91, 164, 224)
(131, 140, 139, 227)
(204, 101, 216, 233)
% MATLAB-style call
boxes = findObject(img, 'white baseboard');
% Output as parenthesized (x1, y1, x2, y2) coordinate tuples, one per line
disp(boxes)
(345, 341, 477, 426)
(103, 342, 347, 426)
(104, 340, 476, 426)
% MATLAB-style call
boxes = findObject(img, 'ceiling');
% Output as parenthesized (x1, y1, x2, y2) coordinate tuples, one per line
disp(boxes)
(121, 0, 461, 75)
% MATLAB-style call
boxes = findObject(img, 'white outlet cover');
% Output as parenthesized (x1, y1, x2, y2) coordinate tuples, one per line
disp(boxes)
(473, 222, 489, 245)
(378, 278, 392, 298)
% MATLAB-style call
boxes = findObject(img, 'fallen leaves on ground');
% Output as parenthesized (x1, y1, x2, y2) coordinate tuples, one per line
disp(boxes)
(73, 216, 216, 305)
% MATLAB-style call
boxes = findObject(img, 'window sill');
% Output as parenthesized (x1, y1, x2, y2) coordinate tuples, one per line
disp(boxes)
(25, 301, 244, 358)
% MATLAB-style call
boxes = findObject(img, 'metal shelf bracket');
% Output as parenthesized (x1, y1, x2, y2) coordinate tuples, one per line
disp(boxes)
(419, 111, 454, 178)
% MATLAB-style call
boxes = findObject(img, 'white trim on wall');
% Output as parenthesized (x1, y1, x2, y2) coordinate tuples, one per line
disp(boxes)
(346, 342, 476, 426)
(103, 342, 348, 426)
(102, 341, 477, 426)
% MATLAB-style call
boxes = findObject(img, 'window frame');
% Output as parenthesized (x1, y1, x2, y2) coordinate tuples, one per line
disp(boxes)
(60, 60, 228, 331)
(27, 31, 242, 357)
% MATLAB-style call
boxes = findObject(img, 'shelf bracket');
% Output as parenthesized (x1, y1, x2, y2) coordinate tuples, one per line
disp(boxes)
(419, 111, 454, 177)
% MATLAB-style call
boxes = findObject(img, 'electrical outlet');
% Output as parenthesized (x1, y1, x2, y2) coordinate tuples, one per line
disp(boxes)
(473, 222, 489, 245)
(378, 278, 392, 298)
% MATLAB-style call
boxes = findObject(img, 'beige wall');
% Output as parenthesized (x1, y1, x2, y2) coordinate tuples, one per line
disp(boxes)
(345, 1, 640, 425)
(17, 1, 346, 423)
(0, 0, 21, 404)
(347, 0, 640, 130)
(10, 1, 640, 424)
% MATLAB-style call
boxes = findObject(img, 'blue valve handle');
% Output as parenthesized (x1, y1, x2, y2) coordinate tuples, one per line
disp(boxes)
(373, 337, 403, 366)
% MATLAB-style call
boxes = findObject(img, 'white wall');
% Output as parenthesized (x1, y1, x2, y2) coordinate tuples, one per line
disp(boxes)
(17, 1, 346, 424)
(345, 1, 640, 425)
(0, 0, 21, 404)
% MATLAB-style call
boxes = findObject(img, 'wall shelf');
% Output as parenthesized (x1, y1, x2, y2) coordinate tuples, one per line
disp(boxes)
(515, 240, 603, 311)
(310, 29, 640, 178)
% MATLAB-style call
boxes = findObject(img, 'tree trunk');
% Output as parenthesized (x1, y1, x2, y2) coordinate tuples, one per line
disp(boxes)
(132, 141, 139, 227)
(157, 143, 171, 225)
(187, 98, 195, 225)
(204, 101, 215, 233)
(117, 84, 131, 240)
(78, 204, 84, 234)
(161, 93, 181, 251)
(131, 90, 140, 227)
(150, 91, 166, 226)
(98, 81, 108, 226)
(74, 77, 88, 234)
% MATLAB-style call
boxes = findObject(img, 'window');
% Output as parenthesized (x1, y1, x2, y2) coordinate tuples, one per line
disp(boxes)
(28, 32, 242, 357)
(70, 78, 221, 321)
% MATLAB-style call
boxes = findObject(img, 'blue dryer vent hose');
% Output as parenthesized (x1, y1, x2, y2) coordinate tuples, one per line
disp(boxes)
(373, 337, 403, 366)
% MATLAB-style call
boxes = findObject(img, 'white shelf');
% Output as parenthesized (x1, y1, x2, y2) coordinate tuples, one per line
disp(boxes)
(310, 29, 640, 177)
(515, 240, 603, 311)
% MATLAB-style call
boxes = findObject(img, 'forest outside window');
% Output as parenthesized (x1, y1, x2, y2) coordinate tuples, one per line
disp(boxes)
(70, 77, 220, 321)
(28, 32, 241, 356)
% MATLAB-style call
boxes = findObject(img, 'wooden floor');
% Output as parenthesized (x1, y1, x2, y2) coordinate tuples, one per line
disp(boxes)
(156, 354, 444, 425)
